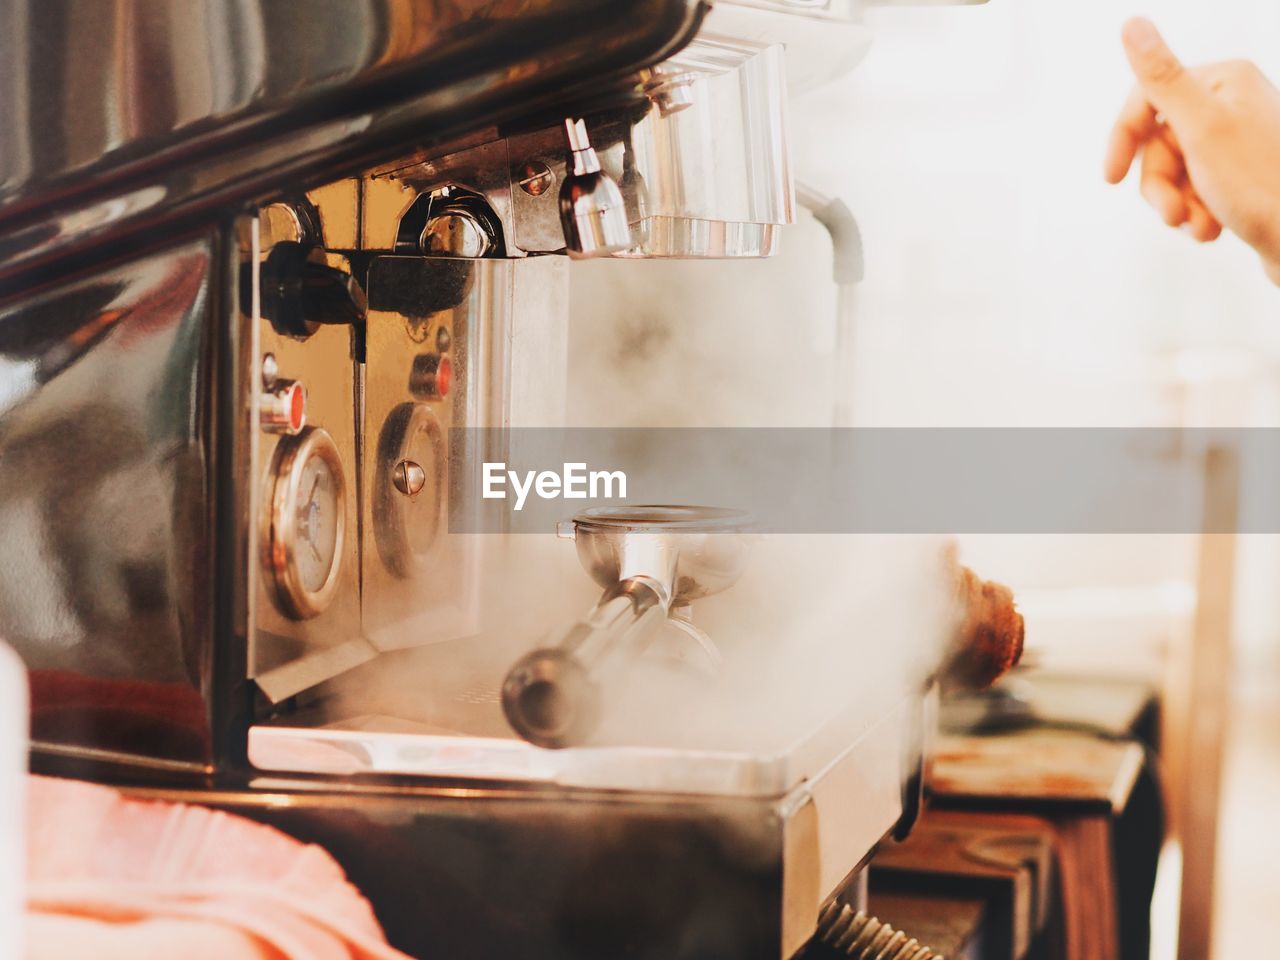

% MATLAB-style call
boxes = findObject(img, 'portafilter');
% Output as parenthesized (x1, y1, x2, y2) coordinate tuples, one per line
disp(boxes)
(501, 505, 754, 748)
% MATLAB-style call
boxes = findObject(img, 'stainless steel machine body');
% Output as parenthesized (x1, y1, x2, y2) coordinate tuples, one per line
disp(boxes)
(0, 3, 944, 957)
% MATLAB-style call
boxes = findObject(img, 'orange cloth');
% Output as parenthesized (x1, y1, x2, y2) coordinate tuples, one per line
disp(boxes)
(24, 776, 414, 960)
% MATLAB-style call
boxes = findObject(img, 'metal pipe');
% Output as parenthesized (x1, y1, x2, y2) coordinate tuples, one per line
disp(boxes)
(799, 183, 864, 428)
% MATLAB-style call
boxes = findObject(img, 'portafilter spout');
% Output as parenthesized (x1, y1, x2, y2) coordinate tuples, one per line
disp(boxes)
(501, 506, 753, 749)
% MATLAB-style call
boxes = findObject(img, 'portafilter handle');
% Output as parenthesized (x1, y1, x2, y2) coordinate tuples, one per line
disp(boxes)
(501, 576, 671, 749)
(503, 506, 752, 749)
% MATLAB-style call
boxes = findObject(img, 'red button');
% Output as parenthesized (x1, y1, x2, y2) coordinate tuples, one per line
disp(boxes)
(437, 356, 452, 398)
(288, 382, 307, 431)
(259, 379, 307, 434)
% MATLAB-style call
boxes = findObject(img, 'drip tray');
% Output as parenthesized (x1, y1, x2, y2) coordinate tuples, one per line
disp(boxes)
(249, 684, 915, 799)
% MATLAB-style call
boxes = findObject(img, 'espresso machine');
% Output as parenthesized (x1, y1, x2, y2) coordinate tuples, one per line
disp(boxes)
(0, 3, 1014, 958)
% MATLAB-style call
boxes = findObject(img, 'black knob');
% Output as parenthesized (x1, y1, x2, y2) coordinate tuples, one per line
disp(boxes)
(258, 241, 367, 338)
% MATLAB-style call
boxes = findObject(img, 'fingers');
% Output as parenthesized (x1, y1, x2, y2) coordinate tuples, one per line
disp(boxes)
(1133, 128, 1223, 240)
(1120, 18, 1211, 130)
(1105, 84, 1160, 183)
(1184, 191, 1223, 242)
(1139, 130, 1188, 226)
(1107, 20, 1227, 244)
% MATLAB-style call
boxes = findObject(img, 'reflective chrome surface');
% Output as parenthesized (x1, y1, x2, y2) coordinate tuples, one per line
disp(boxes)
(565, 505, 755, 602)
(509, 39, 794, 259)
(419, 209, 494, 258)
(241, 160, 571, 692)
(559, 119, 632, 258)
(351, 46, 790, 263)
(246, 216, 372, 703)
(0, 0, 710, 283)
(627, 38, 793, 240)
(641, 65, 699, 116)
(264, 426, 347, 621)
(628, 216, 781, 258)
(361, 255, 569, 654)
(0, 238, 218, 766)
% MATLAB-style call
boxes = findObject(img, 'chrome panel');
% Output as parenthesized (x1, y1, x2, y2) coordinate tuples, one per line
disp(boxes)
(247, 218, 373, 703)
(0, 0, 710, 283)
(361, 256, 568, 654)
(243, 165, 570, 694)
(0, 237, 217, 765)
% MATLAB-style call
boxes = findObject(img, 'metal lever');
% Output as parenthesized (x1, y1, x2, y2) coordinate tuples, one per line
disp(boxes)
(258, 241, 367, 338)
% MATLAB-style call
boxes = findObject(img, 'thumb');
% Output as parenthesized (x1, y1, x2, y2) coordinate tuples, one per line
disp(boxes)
(1121, 18, 1210, 128)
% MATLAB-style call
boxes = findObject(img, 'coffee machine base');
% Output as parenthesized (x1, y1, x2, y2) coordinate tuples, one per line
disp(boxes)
(113, 779, 845, 960)
(36, 680, 924, 960)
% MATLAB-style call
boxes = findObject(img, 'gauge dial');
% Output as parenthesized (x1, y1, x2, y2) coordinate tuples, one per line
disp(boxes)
(267, 427, 346, 619)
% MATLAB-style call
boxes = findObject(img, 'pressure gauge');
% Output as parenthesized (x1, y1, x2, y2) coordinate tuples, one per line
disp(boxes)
(266, 426, 346, 619)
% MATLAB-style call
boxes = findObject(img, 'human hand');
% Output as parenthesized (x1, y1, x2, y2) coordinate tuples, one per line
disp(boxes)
(1105, 17, 1280, 285)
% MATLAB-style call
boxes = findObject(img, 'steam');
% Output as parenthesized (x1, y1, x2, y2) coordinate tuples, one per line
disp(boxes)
(320, 234, 957, 758)
(587, 533, 953, 752)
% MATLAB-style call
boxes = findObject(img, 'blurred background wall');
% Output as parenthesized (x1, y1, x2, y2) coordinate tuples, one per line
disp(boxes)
(792, 3, 1280, 956)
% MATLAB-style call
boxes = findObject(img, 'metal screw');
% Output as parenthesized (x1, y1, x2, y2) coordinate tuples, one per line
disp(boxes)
(816, 903, 943, 960)
(261, 353, 279, 389)
(392, 460, 426, 497)
(517, 161, 555, 197)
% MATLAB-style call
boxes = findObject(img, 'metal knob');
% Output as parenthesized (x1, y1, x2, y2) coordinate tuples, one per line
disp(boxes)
(419, 209, 493, 258)
(409, 353, 452, 399)
(392, 460, 426, 497)
(258, 241, 367, 338)
(641, 67, 697, 117)
(941, 566, 1025, 691)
